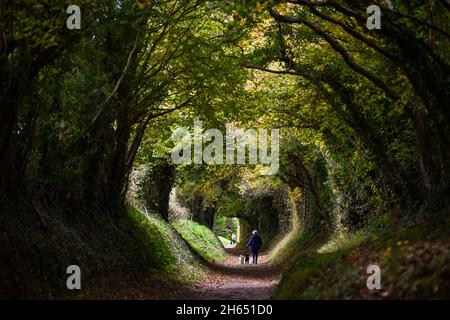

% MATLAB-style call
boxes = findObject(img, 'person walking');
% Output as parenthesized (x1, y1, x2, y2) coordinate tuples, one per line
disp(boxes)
(246, 230, 263, 264)
(230, 233, 237, 245)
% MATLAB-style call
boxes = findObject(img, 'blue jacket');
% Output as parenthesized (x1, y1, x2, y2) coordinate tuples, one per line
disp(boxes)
(247, 234, 263, 250)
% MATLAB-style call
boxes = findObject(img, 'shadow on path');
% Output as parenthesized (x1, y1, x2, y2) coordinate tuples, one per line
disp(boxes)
(170, 248, 281, 300)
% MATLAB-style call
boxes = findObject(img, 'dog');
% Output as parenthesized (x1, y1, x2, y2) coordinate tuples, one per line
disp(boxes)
(239, 253, 250, 264)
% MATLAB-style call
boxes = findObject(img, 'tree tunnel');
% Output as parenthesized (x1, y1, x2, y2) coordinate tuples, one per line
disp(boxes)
(234, 195, 294, 247)
(168, 186, 295, 248)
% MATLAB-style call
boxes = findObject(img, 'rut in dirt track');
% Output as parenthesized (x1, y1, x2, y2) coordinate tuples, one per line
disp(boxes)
(171, 248, 281, 300)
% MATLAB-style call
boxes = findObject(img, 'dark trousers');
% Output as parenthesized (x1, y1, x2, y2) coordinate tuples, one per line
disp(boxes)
(252, 249, 259, 263)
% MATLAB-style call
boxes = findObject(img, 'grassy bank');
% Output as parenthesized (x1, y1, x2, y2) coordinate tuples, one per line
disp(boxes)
(119, 206, 204, 283)
(0, 199, 204, 298)
(273, 211, 450, 299)
(172, 219, 227, 262)
(218, 235, 232, 246)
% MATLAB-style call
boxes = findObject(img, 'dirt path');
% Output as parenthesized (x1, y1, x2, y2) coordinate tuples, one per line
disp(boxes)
(171, 248, 281, 300)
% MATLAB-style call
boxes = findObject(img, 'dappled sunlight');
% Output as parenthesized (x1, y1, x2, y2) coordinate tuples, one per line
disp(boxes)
(317, 231, 368, 254)
(170, 250, 281, 300)
(268, 227, 301, 261)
